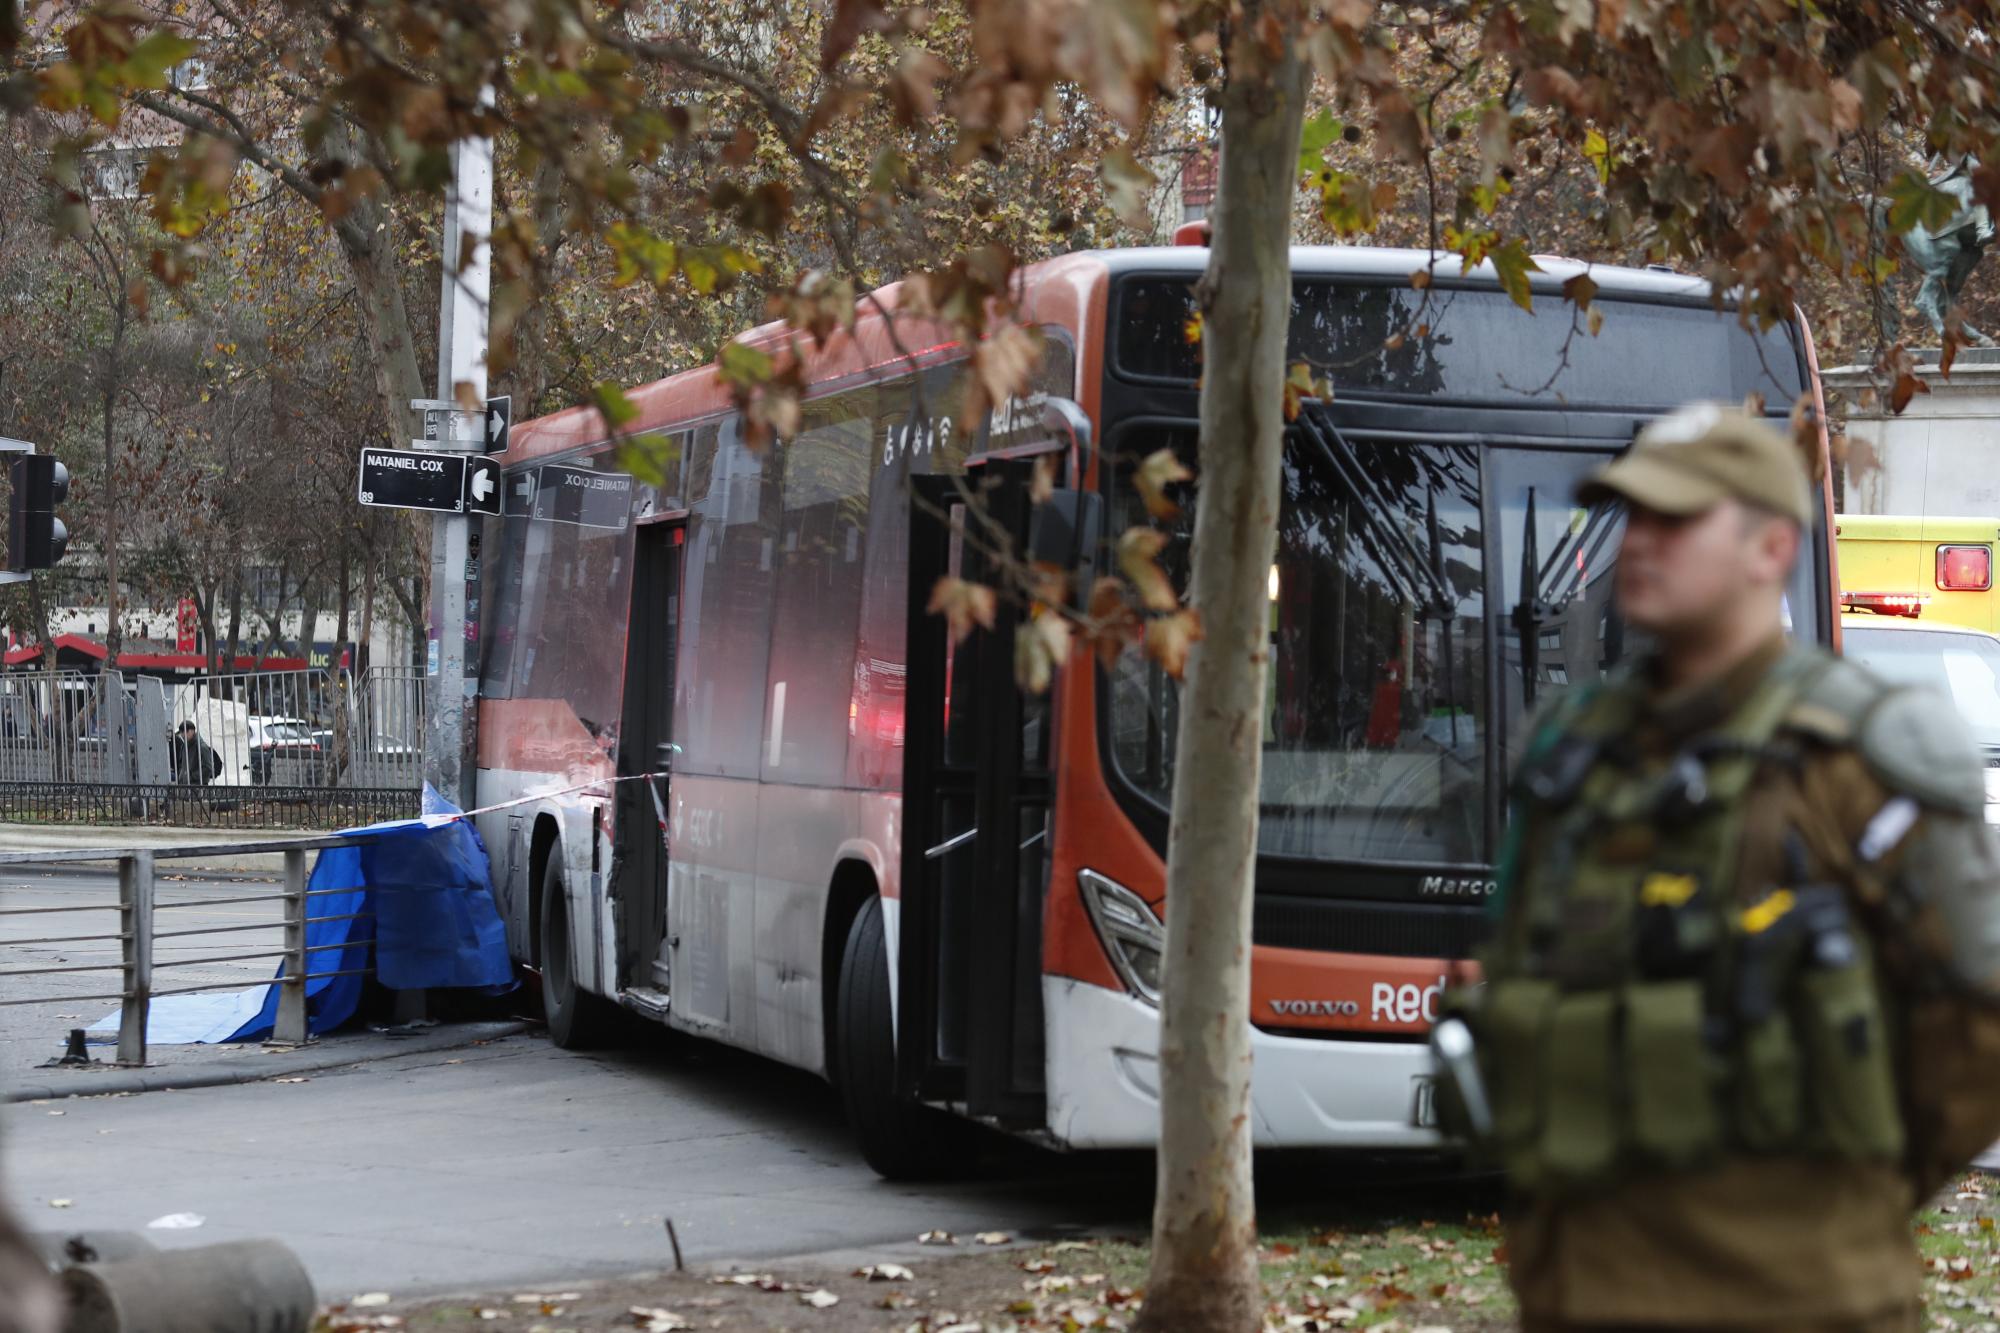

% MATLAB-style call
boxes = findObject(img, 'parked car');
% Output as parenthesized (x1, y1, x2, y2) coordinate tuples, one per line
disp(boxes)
(306, 728, 418, 758)
(246, 716, 322, 785)
(1841, 613, 2000, 823)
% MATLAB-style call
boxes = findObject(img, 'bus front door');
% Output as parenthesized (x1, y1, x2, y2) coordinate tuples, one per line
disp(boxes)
(900, 470, 1051, 1127)
(617, 518, 684, 993)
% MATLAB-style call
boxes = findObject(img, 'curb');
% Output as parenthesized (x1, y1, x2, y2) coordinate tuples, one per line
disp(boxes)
(6, 1020, 535, 1103)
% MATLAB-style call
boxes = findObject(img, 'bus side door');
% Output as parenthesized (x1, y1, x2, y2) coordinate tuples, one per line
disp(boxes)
(899, 467, 1053, 1126)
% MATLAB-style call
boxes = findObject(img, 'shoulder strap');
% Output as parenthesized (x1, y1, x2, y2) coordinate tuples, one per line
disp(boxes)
(1781, 651, 1879, 746)
(1656, 647, 1828, 808)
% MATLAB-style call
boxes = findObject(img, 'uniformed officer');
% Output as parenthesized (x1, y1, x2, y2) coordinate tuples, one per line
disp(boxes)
(1440, 403, 2000, 1332)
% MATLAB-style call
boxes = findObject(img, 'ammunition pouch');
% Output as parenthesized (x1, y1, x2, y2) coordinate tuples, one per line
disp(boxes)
(1451, 649, 1909, 1194)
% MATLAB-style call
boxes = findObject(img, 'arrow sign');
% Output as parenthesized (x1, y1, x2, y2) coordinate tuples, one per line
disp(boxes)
(463, 456, 502, 516)
(357, 447, 466, 514)
(484, 395, 512, 453)
(532, 463, 633, 529)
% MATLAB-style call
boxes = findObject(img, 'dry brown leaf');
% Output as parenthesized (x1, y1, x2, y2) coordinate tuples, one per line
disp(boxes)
(927, 576, 998, 645)
(1133, 448, 1193, 520)
(1118, 527, 1178, 612)
(1030, 452, 1058, 504)
(965, 323, 1044, 427)
(1144, 607, 1204, 680)
(1014, 609, 1071, 693)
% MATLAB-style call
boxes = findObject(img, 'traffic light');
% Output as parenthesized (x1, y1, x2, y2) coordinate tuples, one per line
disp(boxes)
(9, 454, 68, 571)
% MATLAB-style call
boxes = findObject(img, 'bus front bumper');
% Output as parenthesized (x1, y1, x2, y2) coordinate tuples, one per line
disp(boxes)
(1042, 976, 1445, 1150)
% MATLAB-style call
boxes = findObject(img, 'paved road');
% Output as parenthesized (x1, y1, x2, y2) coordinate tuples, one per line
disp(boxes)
(2, 1031, 1165, 1303)
(0, 867, 289, 1076)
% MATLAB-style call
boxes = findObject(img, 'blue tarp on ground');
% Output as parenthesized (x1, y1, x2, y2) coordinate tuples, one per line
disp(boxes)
(91, 786, 515, 1045)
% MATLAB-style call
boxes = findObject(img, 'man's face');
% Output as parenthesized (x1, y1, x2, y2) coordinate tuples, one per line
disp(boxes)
(1614, 498, 1798, 636)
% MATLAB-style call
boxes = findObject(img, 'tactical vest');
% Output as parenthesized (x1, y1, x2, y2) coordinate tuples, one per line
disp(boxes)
(1470, 647, 1905, 1194)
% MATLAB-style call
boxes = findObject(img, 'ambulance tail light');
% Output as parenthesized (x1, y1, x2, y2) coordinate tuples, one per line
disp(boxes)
(1078, 869, 1164, 1006)
(1840, 591, 1928, 618)
(1937, 545, 1993, 591)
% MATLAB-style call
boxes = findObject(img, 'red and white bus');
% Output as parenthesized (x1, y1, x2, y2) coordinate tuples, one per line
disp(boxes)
(473, 245, 1838, 1177)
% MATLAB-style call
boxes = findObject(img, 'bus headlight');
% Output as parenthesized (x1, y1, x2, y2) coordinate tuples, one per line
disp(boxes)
(1078, 869, 1164, 1006)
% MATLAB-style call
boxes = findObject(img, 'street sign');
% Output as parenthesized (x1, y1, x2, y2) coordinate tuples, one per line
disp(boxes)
(484, 395, 512, 453)
(532, 463, 633, 530)
(463, 455, 502, 516)
(357, 447, 467, 514)
(423, 409, 446, 443)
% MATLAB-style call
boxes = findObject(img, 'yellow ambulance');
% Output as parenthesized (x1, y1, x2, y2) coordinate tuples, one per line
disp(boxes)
(1834, 514, 2000, 631)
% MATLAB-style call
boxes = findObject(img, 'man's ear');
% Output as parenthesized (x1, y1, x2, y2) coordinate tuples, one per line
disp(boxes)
(1761, 517, 1802, 579)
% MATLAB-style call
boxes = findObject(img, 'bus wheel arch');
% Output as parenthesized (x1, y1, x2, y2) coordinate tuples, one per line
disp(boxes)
(833, 893, 969, 1179)
(527, 813, 561, 969)
(821, 860, 880, 1089)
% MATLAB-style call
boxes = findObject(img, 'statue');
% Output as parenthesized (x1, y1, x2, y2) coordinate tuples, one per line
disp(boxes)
(1895, 156, 1996, 345)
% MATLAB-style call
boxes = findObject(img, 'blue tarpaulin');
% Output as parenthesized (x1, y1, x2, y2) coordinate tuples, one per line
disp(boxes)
(92, 786, 515, 1045)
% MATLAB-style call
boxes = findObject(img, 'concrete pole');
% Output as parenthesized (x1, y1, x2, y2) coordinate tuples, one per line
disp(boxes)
(423, 90, 493, 812)
(59, 1239, 316, 1333)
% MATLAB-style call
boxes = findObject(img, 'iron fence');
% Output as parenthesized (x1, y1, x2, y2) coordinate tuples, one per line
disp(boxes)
(0, 783, 418, 830)
(0, 666, 426, 826)
(0, 836, 382, 1064)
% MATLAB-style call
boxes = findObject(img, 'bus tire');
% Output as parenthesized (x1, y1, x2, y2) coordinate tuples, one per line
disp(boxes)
(835, 895, 965, 1181)
(539, 856, 615, 1050)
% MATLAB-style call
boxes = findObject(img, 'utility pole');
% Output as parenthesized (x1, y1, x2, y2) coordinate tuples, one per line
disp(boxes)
(420, 95, 493, 812)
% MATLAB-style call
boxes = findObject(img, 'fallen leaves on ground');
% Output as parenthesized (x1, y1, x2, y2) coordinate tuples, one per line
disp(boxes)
(854, 1263, 913, 1281)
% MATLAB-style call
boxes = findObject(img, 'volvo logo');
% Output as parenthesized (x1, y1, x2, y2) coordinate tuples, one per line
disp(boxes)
(1267, 998, 1362, 1018)
(1419, 875, 1497, 898)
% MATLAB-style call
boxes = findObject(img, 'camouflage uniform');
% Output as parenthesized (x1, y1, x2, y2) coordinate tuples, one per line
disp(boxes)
(1445, 411, 2000, 1332)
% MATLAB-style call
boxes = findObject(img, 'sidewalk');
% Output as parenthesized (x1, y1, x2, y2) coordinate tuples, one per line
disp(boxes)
(6, 1019, 533, 1102)
(0, 824, 328, 875)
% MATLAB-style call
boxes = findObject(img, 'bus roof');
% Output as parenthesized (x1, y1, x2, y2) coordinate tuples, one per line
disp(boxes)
(1095, 245, 1719, 305)
(1835, 514, 2000, 543)
(501, 246, 1738, 468)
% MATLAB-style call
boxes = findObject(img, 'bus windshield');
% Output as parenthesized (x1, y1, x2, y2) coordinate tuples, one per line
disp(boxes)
(1102, 278, 1819, 868)
(1109, 426, 1638, 864)
(1105, 420, 1830, 866)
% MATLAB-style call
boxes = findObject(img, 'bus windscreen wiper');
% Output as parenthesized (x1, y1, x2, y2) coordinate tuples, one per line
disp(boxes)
(1513, 487, 1555, 711)
(1296, 404, 1453, 611)
(1428, 488, 1463, 747)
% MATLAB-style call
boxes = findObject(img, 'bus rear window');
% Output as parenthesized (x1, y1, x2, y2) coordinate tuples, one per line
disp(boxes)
(1115, 278, 1805, 408)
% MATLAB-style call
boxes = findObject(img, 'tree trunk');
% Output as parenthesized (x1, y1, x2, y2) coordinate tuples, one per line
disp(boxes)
(325, 121, 427, 450)
(357, 526, 377, 676)
(224, 576, 243, 683)
(27, 574, 62, 780)
(197, 585, 221, 680)
(100, 294, 126, 669)
(502, 153, 572, 412)
(1135, 32, 1308, 1333)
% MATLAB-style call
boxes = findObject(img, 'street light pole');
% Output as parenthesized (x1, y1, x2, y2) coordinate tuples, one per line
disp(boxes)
(421, 94, 493, 812)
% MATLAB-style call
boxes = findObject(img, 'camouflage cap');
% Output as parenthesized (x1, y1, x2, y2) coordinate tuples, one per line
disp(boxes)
(1576, 403, 1812, 525)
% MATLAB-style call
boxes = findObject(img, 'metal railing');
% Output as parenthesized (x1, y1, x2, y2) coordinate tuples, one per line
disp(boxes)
(0, 836, 380, 1065)
(0, 783, 419, 829)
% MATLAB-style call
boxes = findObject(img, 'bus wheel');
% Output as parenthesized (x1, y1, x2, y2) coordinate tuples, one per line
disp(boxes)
(539, 857, 616, 1050)
(835, 896, 965, 1180)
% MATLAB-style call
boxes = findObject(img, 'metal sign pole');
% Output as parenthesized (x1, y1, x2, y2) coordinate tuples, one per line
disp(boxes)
(422, 90, 494, 812)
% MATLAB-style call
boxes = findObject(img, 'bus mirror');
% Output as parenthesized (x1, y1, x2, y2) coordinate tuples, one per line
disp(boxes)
(1028, 489, 1101, 580)
(1040, 396, 1093, 471)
